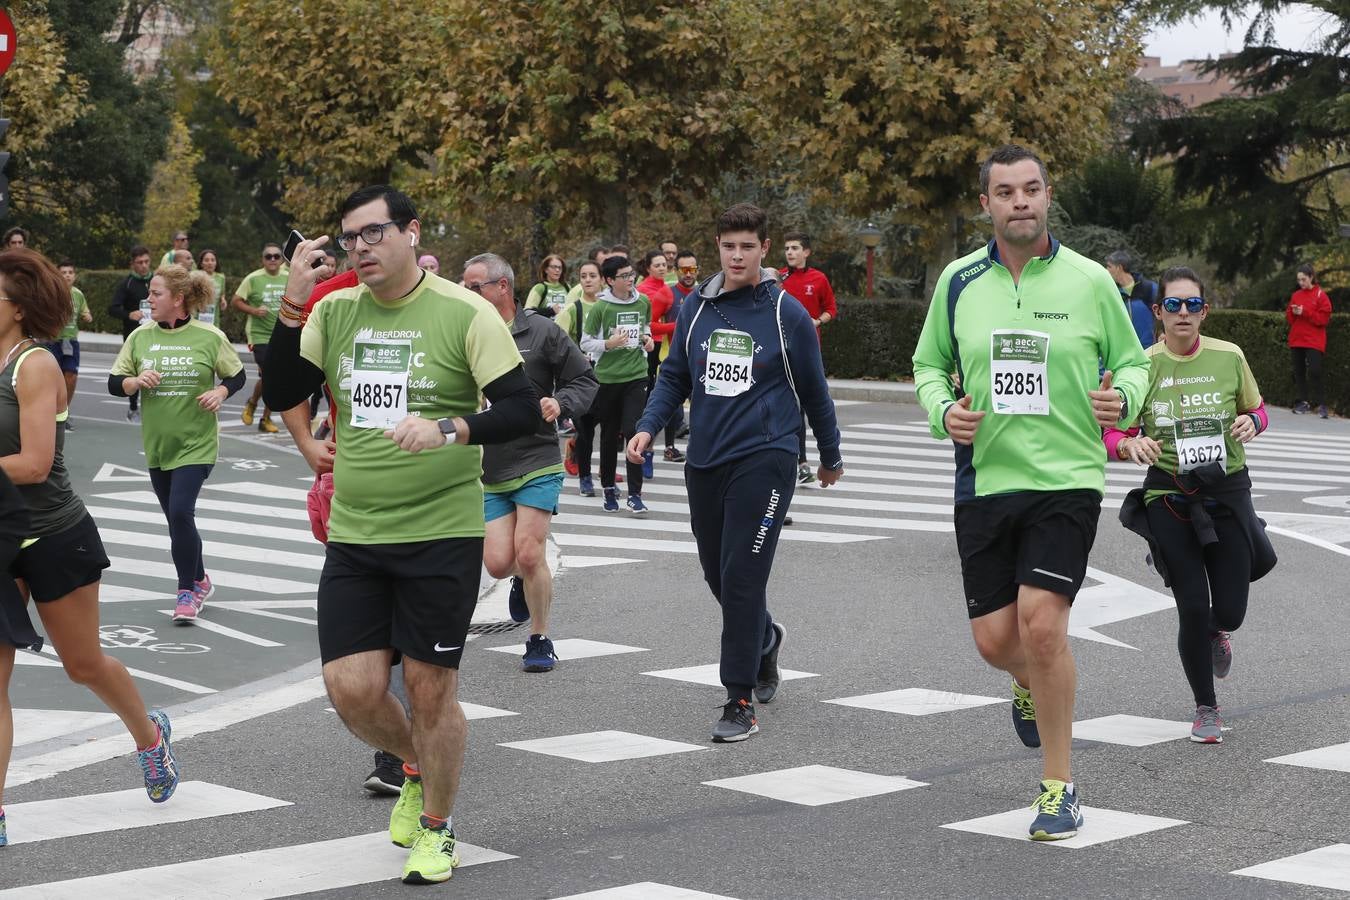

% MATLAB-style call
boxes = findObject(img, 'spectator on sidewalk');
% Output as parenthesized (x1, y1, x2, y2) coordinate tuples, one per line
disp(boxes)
(1104, 251, 1159, 349)
(1287, 263, 1332, 418)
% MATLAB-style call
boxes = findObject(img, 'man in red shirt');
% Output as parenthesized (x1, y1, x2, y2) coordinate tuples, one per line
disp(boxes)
(781, 231, 838, 484)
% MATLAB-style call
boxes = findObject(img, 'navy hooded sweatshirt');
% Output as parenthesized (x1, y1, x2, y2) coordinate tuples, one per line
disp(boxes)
(636, 270, 842, 470)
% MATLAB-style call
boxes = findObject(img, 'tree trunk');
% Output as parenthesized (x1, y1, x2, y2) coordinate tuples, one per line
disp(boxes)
(530, 200, 553, 277)
(602, 187, 629, 249)
(922, 207, 968, 301)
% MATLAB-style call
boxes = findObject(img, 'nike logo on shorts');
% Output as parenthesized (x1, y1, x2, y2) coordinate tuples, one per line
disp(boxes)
(433, 642, 462, 653)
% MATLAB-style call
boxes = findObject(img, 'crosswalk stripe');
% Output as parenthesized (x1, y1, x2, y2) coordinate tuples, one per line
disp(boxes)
(105, 556, 313, 595)
(203, 480, 312, 502)
(25, 645, 216, 695)
(95, 490, 305, 522)
(566, 479, 935, 515)
(783, 510, 953, 532)
(86, 505, 317, 545)
(558, 492, 952, 521)
(99, 529, 323, 572)
(552, 532, 696, 554)
(155, 610, 284, 647)
(0, 781, 290, 847)
(550, 510, 882, 543)
(0, 832, 515, 899)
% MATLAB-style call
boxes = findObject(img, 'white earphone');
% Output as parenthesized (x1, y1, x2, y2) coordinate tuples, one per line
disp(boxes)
(409, 235, 416, 247)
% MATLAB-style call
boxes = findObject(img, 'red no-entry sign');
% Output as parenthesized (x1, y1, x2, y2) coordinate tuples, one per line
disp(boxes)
(0, 10, 16, 78)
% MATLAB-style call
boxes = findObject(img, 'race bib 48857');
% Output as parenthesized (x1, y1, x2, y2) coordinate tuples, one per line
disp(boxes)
(350, 338, 411, 429)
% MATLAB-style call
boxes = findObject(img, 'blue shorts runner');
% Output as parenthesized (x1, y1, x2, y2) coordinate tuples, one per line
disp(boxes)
(484, 472, 565, 522)
(42, 340, 80, 374)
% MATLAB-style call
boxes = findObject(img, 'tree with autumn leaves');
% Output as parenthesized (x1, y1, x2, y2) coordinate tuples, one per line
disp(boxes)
(207, 0, 1145, 282)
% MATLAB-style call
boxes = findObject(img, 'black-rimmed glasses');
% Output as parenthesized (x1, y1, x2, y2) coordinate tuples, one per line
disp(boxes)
(337, 221, 401, 252)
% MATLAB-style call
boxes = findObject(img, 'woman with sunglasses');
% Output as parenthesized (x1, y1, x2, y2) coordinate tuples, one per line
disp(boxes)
(1106, 266, 1277, 744)
(0, 250, 180, 831)
(524, 254, 570, 318)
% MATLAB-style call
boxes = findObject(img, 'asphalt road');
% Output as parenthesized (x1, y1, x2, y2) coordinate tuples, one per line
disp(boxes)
(3, 350, 1350, 899)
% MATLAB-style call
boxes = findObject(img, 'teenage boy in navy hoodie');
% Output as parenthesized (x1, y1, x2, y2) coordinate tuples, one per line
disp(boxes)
(629, 203, 844, 743)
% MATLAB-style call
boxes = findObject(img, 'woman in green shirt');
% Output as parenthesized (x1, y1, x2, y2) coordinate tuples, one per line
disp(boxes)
(198, 249, 227, 326)
(524, 254, 570, 317)
(109, 265, 246, 623)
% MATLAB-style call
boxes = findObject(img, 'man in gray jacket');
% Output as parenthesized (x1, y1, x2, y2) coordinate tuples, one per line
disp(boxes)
(463, 253, 598, 672)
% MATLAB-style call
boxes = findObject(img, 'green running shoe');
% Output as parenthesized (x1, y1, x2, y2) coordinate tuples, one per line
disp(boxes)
(402, 824, 459, 884)
(389, 775, 423, 848)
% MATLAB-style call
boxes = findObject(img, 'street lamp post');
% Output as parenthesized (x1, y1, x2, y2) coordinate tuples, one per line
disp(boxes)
(858, 222, 882, 298)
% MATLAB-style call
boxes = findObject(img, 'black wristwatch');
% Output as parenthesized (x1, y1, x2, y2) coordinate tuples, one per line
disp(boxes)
(1115, 389, 1128, 420)
(437, 418, 457, 444)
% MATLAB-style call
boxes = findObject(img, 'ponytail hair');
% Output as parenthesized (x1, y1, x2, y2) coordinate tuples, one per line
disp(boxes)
(155, 264, 215, 317)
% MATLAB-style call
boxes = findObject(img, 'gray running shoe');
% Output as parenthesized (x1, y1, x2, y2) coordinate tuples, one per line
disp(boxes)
(711, 699, 758, 743)
(1211, 631, 1232, 679)
(1191, 705, 1223, 743)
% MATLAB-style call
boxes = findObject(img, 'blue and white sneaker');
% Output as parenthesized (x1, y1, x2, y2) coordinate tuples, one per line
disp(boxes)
(507, 576, 528, 623)
(626, 494, 649, 516)
(1011, 679, 1040, 748)
(1029, 780, 1082, 840)
(137, 710, 180, 803)
(521, 635, 557, 673)
(0, 810, 7, 847)
(578, 475, 595, 497)
(642, 450, 654, 479)
(602, 486, 619, 512)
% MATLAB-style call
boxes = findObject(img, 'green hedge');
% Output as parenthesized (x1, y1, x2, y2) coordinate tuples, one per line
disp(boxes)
(820, 298, 928, 380)
(822, 298, 1346, 415)
(75, 269, 250, 344)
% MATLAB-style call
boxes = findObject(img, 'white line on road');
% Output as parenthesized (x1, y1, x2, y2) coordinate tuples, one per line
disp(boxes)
(105, 555, 314, 594)
(156, 610, 284, 647)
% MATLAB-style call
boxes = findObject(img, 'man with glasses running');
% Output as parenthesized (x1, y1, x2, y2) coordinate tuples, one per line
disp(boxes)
(232, 243, 289, 433)
(264, 185, 539, 884)
(913, 144, 1149, 841)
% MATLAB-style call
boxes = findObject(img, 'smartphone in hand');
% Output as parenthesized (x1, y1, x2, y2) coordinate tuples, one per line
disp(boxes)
(283, 229, 325, 269)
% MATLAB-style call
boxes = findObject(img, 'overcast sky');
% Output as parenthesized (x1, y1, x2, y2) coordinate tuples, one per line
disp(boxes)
(1144, 4, 1336, 63)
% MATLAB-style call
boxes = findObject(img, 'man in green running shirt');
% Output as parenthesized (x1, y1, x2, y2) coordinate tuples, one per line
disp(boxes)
(913, 144, 1149, 842)
(232, 242, 289, 433)
(264, 185, 539, 886)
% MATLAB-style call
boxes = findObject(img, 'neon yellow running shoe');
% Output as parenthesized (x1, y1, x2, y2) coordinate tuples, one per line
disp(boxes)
(401, 824, 459, 884)
(389, 775, 423, 848)
(241, 399, 256, 426)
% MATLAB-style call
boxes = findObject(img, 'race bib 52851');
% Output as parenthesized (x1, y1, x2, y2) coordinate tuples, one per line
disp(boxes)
(990, 329, 1050, 415)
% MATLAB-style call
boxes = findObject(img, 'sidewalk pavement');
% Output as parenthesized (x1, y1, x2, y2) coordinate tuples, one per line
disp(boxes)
(77, 330, 917, 403)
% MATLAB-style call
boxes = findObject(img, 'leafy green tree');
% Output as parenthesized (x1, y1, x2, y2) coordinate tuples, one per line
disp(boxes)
(3, 0, 170, 265)
(734, 0, 1147, 295)
(1132, 1, 1349, 285)
(138, 114, 201, 251)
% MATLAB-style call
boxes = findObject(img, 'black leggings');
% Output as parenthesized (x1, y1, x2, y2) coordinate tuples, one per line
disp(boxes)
(149, 464, 213, 591)
(1291, 347, 1324, 406)
(686, 450, 796, 700)
(1145, 500, 1251, 708)
(593, 378, 646, 492)
(573, 412, 598, 479)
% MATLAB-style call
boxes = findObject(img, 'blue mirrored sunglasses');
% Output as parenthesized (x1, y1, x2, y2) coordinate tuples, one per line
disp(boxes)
(1160, 296, 1205, 313)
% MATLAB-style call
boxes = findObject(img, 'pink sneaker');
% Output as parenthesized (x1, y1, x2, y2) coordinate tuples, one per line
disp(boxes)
(172, 590, 201, 623)
(192, 574, 214, 605)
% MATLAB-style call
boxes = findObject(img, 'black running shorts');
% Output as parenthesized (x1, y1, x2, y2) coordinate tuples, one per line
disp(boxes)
(317, 537, 483, 669)
(9, 513, 111, 603)
(953, 489, 1101, 619)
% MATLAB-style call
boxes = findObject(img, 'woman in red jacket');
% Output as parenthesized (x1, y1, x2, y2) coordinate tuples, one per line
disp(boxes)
(1286, 263, 1333, 418)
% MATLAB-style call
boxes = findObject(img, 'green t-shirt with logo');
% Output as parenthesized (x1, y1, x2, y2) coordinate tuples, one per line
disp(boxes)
(111, 321, 244, 470)
(1138, 335, 1263, 501)
(59, 286, 88, 340)
(583, 294, 651, 384)
(525, 282, 569, 315)
(299, 273, 524, 544)
(235, 268, 289, 345)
